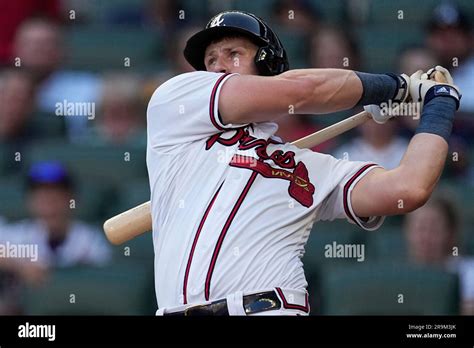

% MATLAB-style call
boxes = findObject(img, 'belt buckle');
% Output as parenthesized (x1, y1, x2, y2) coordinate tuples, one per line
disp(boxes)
(244, 291, 281, 314)
(184, 304, 212, 316)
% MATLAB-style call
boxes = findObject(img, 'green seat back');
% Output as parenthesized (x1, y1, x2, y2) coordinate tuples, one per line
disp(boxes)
(320, 262, 459, 315)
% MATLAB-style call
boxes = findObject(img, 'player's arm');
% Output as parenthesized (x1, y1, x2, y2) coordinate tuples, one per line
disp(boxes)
(219, 68, 407, 124)
(351, 69, 461, 217)
(351, 133, 448, 216)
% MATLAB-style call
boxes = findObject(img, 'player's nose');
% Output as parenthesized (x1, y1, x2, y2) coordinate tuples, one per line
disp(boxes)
(212, 56, 228, 74)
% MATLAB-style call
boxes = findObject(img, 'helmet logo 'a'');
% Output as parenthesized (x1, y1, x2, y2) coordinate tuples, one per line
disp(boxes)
(209, 14, 225, 27)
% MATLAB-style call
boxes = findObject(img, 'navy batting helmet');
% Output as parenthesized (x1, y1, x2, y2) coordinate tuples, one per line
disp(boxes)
(184, 11, 289, 76)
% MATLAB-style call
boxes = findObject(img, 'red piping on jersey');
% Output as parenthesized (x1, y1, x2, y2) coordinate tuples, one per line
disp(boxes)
(343, 164, 377, 227)
(275, 287, 310, 313)
(204, 172, 258, 301)
(183, 182, 224, 304)
(209, 73, 230, 131)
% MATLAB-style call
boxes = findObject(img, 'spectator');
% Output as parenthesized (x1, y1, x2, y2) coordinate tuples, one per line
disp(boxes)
(426, 2, 474, 112)
(333, 119, 408, 170)
(146, 0, 190, 35)
(1, 161, 111, 267)
(143, 26, 199, 106)
(12, 17, 101, 141)
(0, 0, 62, 65)
(398, 45, 438, 76)
(404, 194, 474, 315)
(0, 69, 36, 146)
(168, 26, 199, 74)
(84, 72, 146, 146)
(0, 161, 111, 314)
(309, 25, 360, 70)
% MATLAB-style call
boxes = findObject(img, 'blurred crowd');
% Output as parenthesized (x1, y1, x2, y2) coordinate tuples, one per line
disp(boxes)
(0, 0, 474, 315)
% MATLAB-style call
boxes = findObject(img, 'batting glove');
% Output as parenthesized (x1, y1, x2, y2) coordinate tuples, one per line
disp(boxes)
(392, 73, 411, 103)
(409, 66, 461, 112)
(364, 73, 411, 124)
(364, 104, 391, 124)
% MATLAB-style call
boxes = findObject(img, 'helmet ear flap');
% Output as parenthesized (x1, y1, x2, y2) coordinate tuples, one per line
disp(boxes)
(254, 46, 289, 76)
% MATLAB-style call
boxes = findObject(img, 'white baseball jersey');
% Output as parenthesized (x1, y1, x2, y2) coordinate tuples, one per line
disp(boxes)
(147, 71, 385, 310)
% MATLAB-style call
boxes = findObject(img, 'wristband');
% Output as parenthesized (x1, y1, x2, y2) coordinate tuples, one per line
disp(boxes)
(424, 84, 461, 110)
(415, 96, 456, 142)
(355, 72, 407, 106)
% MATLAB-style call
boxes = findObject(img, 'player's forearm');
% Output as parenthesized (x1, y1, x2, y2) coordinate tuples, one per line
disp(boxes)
(396, 133, 448, 203)
(281, 68, 405, 115)
(221, 69, 403, 124)
(280, 68, 363, 113)
(393, 97, 456, 206)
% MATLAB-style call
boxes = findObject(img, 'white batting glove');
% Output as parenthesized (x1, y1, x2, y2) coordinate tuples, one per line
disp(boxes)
(393, 73, 411, 103)
(426, 65, 454, 84)
(364, 104, 391, 124)
(409, 67, 461, 111)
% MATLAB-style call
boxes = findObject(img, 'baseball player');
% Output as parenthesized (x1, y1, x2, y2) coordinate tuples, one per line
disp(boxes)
(146, 11, 461, 315)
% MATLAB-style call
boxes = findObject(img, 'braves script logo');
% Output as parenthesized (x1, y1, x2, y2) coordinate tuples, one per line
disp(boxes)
(209, 14, 225, 27)
(206, 128, 315, 207)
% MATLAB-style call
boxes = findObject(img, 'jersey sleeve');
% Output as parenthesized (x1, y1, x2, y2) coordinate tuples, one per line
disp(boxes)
(315, 157, 385, 231)
(147, 71, 246, 151)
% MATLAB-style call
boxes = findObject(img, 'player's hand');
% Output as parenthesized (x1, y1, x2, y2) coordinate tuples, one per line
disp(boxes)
(409, 67, 461, 111)
(426, 65, 454, 84)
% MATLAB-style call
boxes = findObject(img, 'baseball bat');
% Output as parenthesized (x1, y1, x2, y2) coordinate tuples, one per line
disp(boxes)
(103, 71, 449, 245)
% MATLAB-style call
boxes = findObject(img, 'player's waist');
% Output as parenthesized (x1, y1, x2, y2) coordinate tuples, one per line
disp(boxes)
(157, 288, 309, 316)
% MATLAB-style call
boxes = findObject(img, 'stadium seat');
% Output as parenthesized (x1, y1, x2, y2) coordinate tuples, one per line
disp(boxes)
(304, 220, 368, 314)
(439, 181, 474, 223)
(368, 0, 474, 26)
(272, 26, 308, 69)
(21, 263, 155, 315)
(303, 220, 366, 269)
(354, 26, 424, 72)
(30, 111, 66, 138)
(365, 225, 407, 261)
(112, 178, 150, 215)
(0, 176, 27, 221)
(65, 27, 161, 71)
(25, 140, 148, 187)
(319, 262, 460, 315)
(111, 230, 154, 267)
(367, 0, 440, 25)
(311, 0, 345, 22)
(74, 180, 115, 223)
(233, 0, 277, 18)
(463, 229, 474, 256)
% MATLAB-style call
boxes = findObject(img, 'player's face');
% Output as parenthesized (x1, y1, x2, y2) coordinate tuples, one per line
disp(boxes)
(204, 37, 259, 75)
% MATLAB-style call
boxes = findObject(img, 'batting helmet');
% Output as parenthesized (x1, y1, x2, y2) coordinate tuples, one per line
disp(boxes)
(184, 11, 289, 76)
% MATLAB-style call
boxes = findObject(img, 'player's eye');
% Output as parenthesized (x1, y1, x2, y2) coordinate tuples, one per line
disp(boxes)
(207, 57, 216, 66)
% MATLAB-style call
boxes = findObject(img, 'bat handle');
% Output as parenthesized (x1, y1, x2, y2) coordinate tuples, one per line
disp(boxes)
(434, 70, 448, 83)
